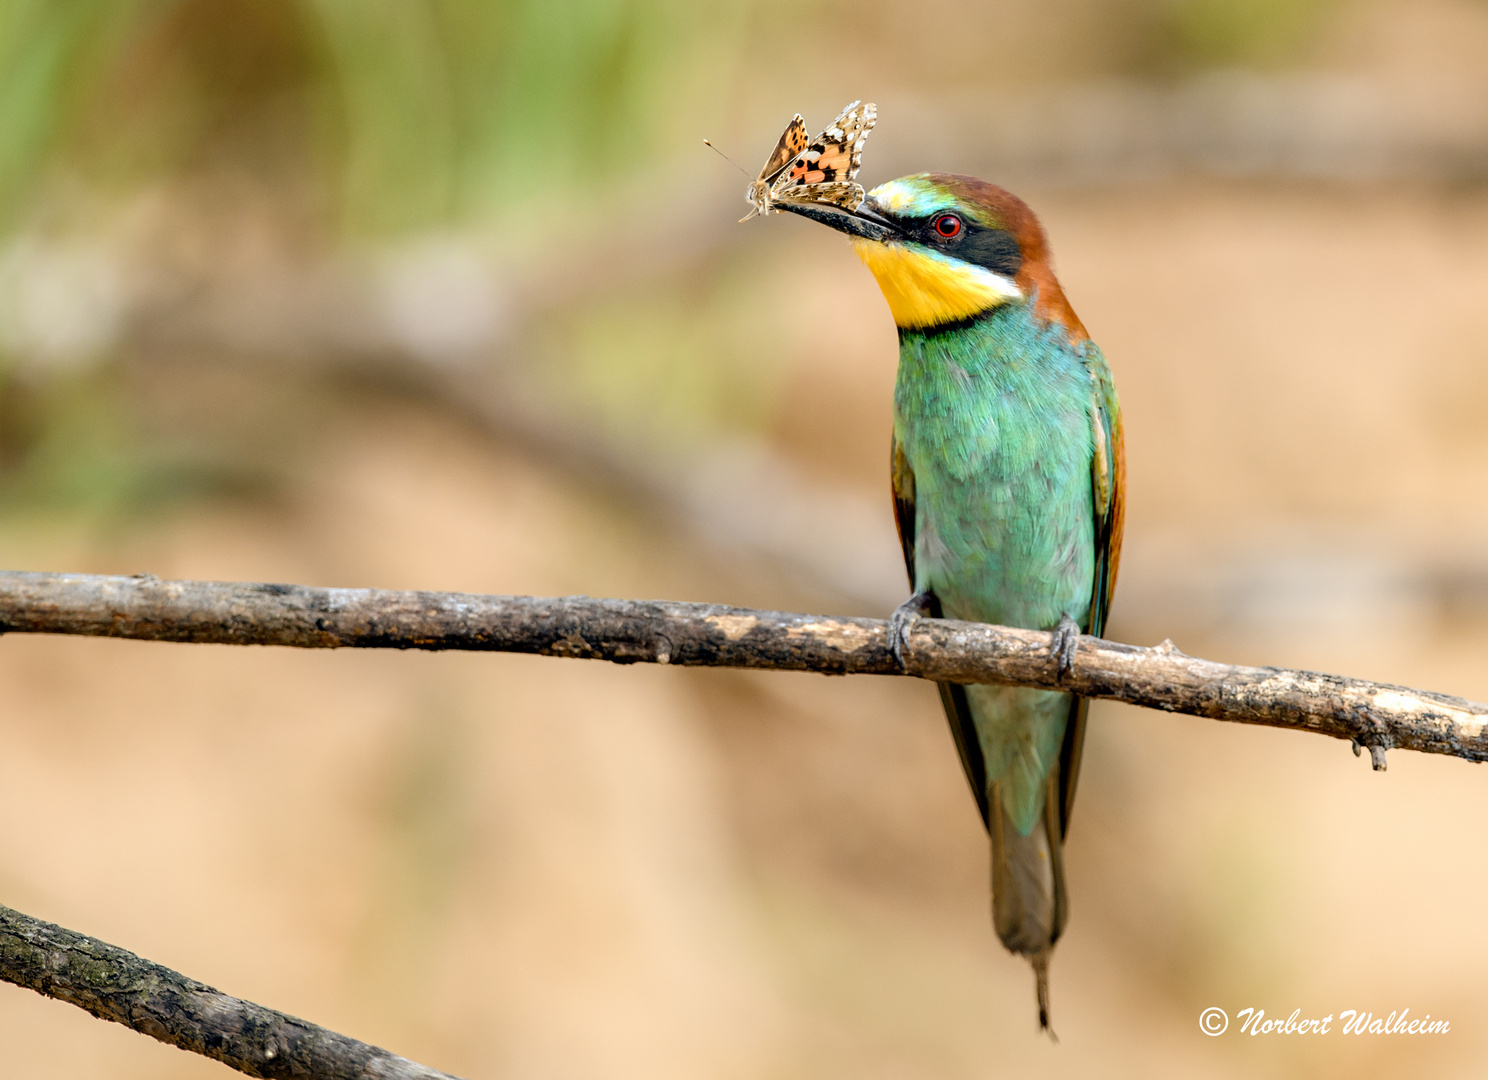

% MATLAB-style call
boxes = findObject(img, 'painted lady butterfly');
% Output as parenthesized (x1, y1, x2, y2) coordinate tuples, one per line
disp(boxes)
(741, 101, 876, 223)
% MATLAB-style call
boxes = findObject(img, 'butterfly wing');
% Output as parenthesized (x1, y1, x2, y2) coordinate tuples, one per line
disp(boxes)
(744, 101, 877, 220)
(758, 114, 809, 185)
(742, 115, 810, 220)
(776, 180, 864, 212)
(769, 100, 876, 199)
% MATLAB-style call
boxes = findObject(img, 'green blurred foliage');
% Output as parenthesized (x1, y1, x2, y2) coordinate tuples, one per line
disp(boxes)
(0, 0, 1354, 237)
(0, 0, 751, 236)
(1138, 0, 1340, 73)
(0, 0, 137, 229)
(0, 0, 761, 510)
(0, 369, 271, 521)
(541, 263, 792, 449)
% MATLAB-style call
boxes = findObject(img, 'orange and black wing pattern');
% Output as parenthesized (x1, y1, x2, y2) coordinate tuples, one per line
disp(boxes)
(757, 115, 809, 187)
(743, 101, 875, 221)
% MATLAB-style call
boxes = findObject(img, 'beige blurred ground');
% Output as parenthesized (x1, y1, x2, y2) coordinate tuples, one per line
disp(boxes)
(2, 177, 1488, 1078)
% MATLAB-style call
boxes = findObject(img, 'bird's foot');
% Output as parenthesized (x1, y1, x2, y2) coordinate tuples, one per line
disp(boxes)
(889, 591, 935, 671)
(1051, 613, 1081, 684)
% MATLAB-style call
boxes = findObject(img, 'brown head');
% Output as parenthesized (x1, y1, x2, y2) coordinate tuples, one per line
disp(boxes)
(782, 172, 1086, 338)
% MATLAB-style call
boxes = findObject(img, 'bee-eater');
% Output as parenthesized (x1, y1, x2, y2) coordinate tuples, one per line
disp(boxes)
(783, 174, 1124, 1032)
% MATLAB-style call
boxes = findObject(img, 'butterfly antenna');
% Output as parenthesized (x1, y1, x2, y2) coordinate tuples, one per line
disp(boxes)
(703, 139, 751, 178)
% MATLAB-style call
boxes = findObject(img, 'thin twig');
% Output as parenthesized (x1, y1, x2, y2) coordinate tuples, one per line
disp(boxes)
(0, 903, 461, 1079)
(0, 571, 1484, 767)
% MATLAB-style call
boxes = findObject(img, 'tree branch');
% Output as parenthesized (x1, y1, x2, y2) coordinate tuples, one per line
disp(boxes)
(0, 570, 1483, 767)
(0, 903, 461, 1079)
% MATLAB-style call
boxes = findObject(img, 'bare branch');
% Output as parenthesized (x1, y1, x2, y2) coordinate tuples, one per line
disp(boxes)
(0, 571, 1483, 766)
(0, 903, 461, 1080)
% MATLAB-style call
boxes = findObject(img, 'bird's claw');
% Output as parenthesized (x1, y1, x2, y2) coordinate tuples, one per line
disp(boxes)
(889, 591, 934, 671)
(1051, 613, 1080, 684)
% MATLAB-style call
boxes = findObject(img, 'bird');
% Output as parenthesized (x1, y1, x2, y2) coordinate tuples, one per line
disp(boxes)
(777, 174, 1124, 1033)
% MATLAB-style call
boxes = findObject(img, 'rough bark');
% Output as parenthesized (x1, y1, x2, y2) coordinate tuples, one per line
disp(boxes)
(0, 570, 1484, 766)
(0, 904, 461, 1079)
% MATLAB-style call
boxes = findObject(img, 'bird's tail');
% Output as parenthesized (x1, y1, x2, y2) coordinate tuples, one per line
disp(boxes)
(989, 771, 1067, 1036)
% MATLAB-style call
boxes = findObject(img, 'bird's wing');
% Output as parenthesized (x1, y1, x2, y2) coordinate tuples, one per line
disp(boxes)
(890, 433, 917, 578)
(1056, 350, 1126, 838)
(1085, 350, 1125, 640)
(893, 433, 992, 828)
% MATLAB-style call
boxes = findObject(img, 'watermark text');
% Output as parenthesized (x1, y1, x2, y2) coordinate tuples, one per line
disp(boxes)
(1199, 1007, 1450, 1037)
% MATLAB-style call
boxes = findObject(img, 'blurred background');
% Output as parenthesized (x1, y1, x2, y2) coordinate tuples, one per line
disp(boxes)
(0, 0, 1487, 1075)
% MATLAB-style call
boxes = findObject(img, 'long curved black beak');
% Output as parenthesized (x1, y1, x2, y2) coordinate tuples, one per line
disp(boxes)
(777, 197, 899, 243)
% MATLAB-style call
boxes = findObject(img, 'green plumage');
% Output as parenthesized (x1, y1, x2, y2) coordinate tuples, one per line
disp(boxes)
(894, 303, 1100, 834)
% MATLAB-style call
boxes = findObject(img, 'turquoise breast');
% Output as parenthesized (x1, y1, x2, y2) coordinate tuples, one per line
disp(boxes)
(894, 300, 1099, 833)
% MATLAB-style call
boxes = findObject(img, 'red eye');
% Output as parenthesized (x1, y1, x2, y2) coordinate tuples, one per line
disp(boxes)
(933, 214, 962, 239)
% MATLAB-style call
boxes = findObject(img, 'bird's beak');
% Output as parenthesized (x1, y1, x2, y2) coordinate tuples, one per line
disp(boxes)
(778, 196, 899, 243)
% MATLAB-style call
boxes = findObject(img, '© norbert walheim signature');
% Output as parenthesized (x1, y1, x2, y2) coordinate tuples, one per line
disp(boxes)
(1199, 1007, 1451, 1037)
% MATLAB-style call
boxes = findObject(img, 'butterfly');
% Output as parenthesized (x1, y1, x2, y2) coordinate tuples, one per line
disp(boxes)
(741, 100, 876, 222)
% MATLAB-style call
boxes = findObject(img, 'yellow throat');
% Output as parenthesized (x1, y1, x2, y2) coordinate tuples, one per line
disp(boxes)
(851, 239, 1022, 330)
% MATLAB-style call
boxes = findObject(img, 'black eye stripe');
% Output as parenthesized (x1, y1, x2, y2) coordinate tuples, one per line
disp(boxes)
(898, 213, 1023, 279)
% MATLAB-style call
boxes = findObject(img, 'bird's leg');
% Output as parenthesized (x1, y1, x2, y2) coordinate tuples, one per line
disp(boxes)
(1051, 613, 1081, 684)
(889, 591, 935, 671)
